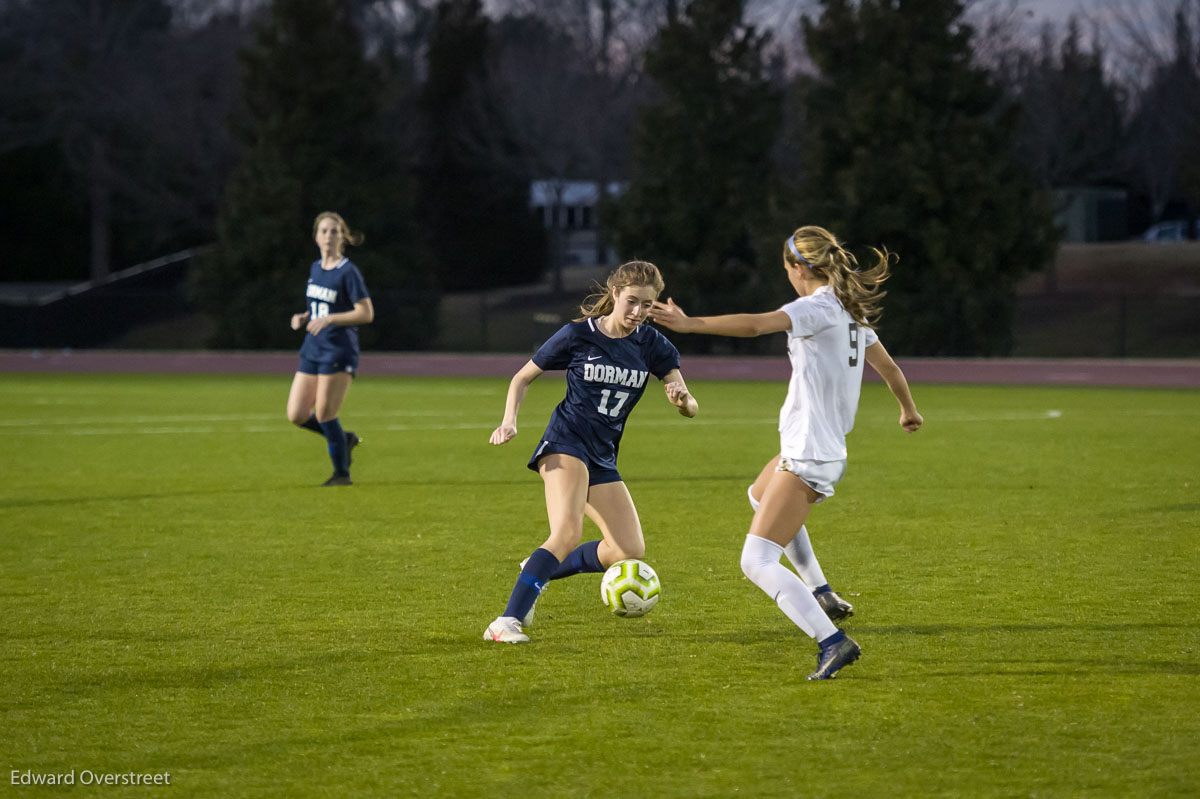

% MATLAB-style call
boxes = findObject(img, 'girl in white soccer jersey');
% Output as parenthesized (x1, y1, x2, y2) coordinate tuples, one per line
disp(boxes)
(650, 225, 922, 680)
(484, 261, 699, 644)
(285, 212, 375, 486)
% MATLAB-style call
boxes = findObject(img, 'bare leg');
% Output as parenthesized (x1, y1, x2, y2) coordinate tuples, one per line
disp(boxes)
(536, 454, 590, 559)
(741, 470, 838, 641)
(314, 372, 352, 422)
(286, 373, 319, 426)
(747, 454, 829, 589)
(584, 481, 645, 568)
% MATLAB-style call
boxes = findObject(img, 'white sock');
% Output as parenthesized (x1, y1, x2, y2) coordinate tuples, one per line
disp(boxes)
(747, 485, 827, 590)
(740, 535, 837, 641)
(784, 526, 828, 589)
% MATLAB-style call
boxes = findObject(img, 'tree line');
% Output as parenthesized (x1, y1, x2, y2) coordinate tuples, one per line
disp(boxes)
(1, 0, 1197, 354)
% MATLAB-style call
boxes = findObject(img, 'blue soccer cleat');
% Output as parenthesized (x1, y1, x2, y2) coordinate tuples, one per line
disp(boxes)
(807, 634, 861, 680)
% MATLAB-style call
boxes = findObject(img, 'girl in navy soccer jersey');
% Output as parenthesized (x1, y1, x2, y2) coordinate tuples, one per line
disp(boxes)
(650, 226, 922, 679)
(484, 261, 699, 644)
(285, 212, 374, 486)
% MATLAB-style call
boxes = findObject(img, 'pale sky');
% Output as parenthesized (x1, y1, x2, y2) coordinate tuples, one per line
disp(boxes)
(1027, 0, 1088, 22)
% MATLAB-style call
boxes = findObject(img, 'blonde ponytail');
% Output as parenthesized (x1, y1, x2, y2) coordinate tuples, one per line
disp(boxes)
(784, 226, 892, 327)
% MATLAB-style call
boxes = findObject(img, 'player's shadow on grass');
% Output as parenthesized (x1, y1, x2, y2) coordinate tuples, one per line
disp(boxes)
(920, 659, 1200, 677)
(10, 650, 366, 711)
(0, 478, 534, 508)
(0, 487, 302, 510)
(1153, 502, 1200, 513)
(862, 622, 1194, 635)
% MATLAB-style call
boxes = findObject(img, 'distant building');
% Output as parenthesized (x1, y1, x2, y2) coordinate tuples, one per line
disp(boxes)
(530, 180, 625, 266)
(1054, 187, 1128, 242)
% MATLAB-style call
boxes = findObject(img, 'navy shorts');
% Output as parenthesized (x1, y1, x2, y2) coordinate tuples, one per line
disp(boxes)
(298, 354, 358, 376)
(527, 439, 622, 486)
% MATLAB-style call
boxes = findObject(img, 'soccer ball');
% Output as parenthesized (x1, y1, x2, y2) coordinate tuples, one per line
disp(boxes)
(600, 559, 661, 618)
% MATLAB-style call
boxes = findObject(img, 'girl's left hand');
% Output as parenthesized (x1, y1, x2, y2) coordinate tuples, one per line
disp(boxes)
(664, 381, 690, 407)
(306, 316, 333, 335)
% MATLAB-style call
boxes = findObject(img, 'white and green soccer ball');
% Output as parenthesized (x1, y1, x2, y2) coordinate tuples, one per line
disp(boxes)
(600, 559, 661, 618)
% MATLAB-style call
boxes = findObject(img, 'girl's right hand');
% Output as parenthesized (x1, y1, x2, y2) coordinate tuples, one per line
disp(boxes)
(291, 311, 311, 330)
(490, 424, 517, 445)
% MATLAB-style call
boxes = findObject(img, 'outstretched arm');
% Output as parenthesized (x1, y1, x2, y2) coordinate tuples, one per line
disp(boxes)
(865, 341, 922, 432)
(490, 360, 544, 445)
(650, 298, 791, 338)
(660, 368, 698, 418)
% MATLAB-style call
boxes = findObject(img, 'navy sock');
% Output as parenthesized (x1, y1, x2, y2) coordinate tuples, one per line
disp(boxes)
(819, 629, 846, 650)
(503, 548, 560, 621)
(318, 418, 349, 475)
(549, 540, 604, 580)
(812, 583, 832, 595)
(298, 414, 324, 435)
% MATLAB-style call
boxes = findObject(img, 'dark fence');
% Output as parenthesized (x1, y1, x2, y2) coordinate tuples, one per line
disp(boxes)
(0, 249, 208, 349)
(1013, 292, 1199, 358)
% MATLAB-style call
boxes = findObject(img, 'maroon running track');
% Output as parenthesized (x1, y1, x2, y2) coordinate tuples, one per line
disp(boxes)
(1, 350, 1198, 388)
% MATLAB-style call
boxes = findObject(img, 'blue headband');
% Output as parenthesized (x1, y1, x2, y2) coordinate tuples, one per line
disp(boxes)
(786, 236, 811, 266)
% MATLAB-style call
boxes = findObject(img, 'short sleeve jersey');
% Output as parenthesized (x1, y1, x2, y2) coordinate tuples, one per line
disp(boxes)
(298, 258, 371, 364)
(778, 286, 879, 461)
(532, 318, 680, 470)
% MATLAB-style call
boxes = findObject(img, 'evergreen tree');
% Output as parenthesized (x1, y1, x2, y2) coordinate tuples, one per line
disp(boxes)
(194, 0, 432, 350)
(1013, 19, 1126, 189)
(607, 0, 783, 344)
(417, 0, 546, 292)
(1127, 6, 1200, 226)
(799, 0, 1058, 356)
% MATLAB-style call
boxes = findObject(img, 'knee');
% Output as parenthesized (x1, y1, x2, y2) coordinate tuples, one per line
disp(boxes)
(313, 405, 336, 423)
(545, 522, 583, 553)
(544, 533, 582, 561)
(740, 546, 760, 581)
(286, 408, 309, 425)
(740, 536, 778, 581)
(609, 541, 645, 562)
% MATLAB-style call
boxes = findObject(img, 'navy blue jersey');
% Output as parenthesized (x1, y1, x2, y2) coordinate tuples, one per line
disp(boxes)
(532, 317, 680, 470)
(298, 258, 370, 364)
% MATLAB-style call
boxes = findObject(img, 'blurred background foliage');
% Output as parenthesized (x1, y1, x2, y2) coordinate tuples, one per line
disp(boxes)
(1, 0, 1198, 355)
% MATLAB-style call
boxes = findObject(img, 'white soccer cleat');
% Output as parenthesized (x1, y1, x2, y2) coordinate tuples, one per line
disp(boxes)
(483, 616, 529, 644)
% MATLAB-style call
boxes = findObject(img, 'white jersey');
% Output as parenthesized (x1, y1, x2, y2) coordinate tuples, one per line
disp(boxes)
(778, 286, 878, 461)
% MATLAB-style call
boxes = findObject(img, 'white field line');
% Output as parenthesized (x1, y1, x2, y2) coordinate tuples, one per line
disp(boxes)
(5, 410, 1070, 436)
(0, 409, 469, 427)
(931, 409, 1063, 422)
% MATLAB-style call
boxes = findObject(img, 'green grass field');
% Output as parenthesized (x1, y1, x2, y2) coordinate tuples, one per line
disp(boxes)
(2, 372, 1198, 797)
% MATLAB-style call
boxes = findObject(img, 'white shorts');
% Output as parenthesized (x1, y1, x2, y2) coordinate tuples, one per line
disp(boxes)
(776, 457, 846, 502)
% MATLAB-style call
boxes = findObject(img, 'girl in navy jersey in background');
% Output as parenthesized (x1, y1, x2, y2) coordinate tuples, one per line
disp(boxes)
(651, 226, 922, 679)
(286, 212, 374, 486)
(484, 261, 699, 644)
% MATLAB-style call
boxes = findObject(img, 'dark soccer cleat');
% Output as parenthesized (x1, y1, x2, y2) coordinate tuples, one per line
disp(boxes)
(345, 431, 360, 466)
(815, 589, 854, 622)
(321, 473, 353, 487)
(807, 635, 861, 680)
